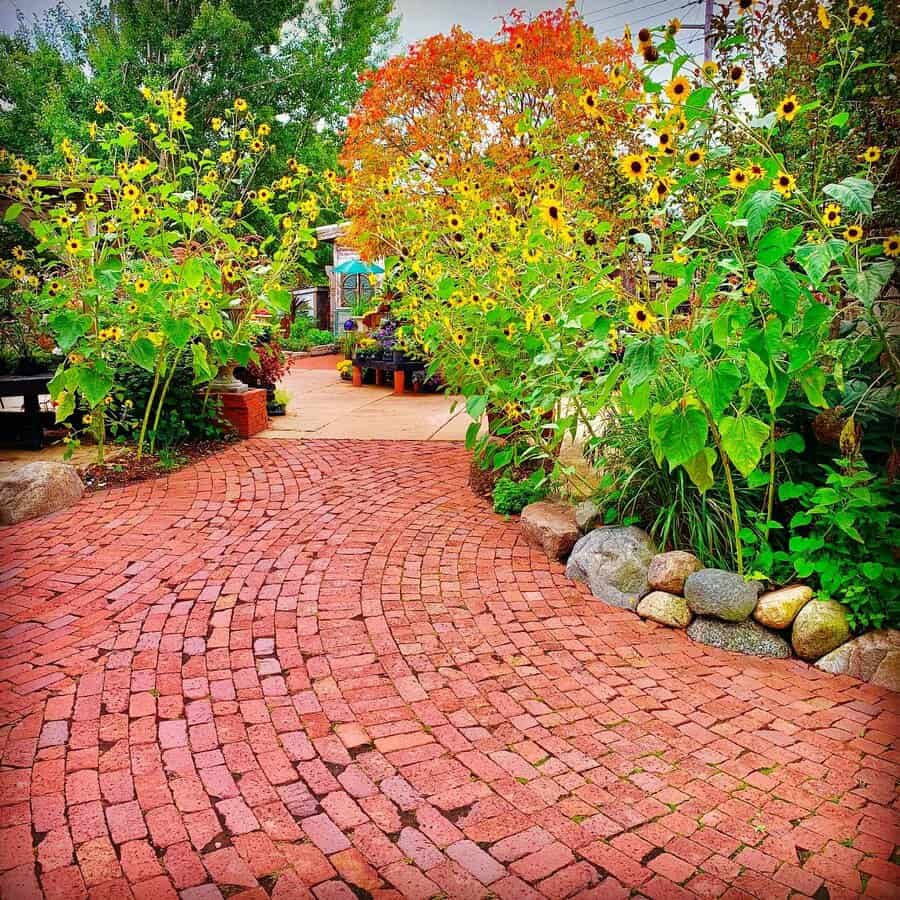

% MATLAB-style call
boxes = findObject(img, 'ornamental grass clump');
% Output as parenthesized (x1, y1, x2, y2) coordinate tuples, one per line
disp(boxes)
(1, 90, 333, 461)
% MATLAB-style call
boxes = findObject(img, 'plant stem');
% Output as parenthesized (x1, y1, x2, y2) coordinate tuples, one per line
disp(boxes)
(137, 351, 165, 460)
(149, 349, 182, 455)
(766, 414, 776, 524)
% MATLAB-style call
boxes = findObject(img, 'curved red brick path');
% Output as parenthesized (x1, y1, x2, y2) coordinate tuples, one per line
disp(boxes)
(0, 440, 897, 900)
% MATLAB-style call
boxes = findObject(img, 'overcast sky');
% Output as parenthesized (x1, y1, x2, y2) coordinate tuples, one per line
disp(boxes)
(1, 0, 698, 48)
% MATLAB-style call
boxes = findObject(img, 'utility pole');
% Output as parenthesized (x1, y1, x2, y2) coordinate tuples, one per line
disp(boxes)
(704, 0, 715, 61)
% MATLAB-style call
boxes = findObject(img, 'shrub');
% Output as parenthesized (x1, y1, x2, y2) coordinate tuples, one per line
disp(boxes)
(284, 316, 334, 350)
(492, 471, 547, 515)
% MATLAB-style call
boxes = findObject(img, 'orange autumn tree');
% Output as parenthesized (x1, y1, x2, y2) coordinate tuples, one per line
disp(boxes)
(340, 6, 643, 260)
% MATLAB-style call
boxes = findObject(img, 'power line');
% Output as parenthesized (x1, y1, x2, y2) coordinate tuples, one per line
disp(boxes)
(583, 0, 701, 25)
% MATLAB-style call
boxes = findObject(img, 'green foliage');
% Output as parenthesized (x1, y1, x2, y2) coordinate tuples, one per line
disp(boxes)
(283, 316, 334, 350)
(492, 471, 547, 516)
(0, 0, 396, 185)
(774, 461, 899, 631)
(117, 360, 226, 448)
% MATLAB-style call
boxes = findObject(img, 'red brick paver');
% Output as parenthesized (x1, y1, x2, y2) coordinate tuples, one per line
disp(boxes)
(0, 439, 897, 898)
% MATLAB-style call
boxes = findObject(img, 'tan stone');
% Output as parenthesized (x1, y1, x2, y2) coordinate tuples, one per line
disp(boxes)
(636, 591, 692, 628)
(0, 461, 84, 525)
(753, 584, 813, 630)
(871, 652, 900, 692)
(520, 501, 579, 561)
(791, 599, 850, 661)
(816, 629, 900, 686)
(647, 551, 702, 594)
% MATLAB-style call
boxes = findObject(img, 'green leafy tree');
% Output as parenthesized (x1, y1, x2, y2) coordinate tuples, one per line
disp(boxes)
(0, 0, 396, 176)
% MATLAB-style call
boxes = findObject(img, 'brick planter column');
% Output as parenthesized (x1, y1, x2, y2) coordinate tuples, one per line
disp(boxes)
(212, 388, 268, 437)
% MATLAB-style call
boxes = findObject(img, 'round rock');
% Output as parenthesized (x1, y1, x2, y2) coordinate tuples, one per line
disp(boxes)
(753, 584, 813, 630)
(565, 526, 657, 610)
(0, 461, 84, 525)
(684, 568, 761, 622)
(791, 599, 851, 661)
(520, 501, 579, 561)
(574, 499, 603, 533)
(636, 590, 692, 628)
(647, 551, 702, 595)
(687, 617, 791, 658)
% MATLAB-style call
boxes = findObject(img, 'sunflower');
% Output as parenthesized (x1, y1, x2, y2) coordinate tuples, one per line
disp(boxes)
(502, 324, 516, 338)
(538, 197, 566, 230)
(127, 302, 138, 313)
(102, 221, 117, 235)
(83, 414, 93, 425)
(657, 130, 675, 154)
(821, 204, 842, 227)
(607, 326, 620, 354)
(583, 228, 598, 246)
(10, 264, 25, 280)
(250, 139, 264, 153)
(134, 278, 150, 295)
(94, 99, 108, 115)
(772, 171, 796, 197)
(844, 224, 863, 242)
(701, 60, 719, 79)
(199, 298, 212, 311)
(211, 329, 224, 340)
(852, 5, 874, 26)
(748, 163, 765, 180)
(684, 148, 705, 167)
(627, 302, 656, 332)
(729, 65, 745, 86)
(637, 28, 651, 46)
(860, 146, 881, 163)
(672, 245, 689, 264)
(234, 97, 248, 112)
(524, 247, 542, 263)
(257, 188, 272, 203)
(579, 91, 602, 119)
(817, 4, 831, 28)
(162, 270, 174, 284)
(620, 153, 651, 182)
(743, 279, 757, 295)
(65, 238, 82, 253)
(667, 17, 681, 35)
(121, 183, 140, 202)
(883, 234, 900, 257)
(469, 353, 484, 369)
(452, 331, 466, 346)
(728, 167, 750, 189)
(609, 64, 628, 88)
(540, 311, 554, 326)
(11, 245, 25, 260)
(447, 213, 463, 230)
(665, 76, 691, 105)
(648, 176, 673, 204)
(776, 94, 800, 122)
(20, 164, 37, 183)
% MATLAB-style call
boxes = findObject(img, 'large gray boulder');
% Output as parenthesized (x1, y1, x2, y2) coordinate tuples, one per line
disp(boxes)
(687, 617, 791, 658)
(791, 599, 850, 661)
(815, 629, 900, 691)
(636, 590, 692, 628)
(647, 551, 702, 595)
(684, 569, 761, 622)
(565, 526, 657, 610)
(520, 501, 579, 561)
(0, 461, 84, 526)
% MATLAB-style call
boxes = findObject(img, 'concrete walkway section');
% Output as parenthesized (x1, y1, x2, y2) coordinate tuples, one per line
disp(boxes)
(261, 355, 470, 442)
(0, 439, 897, 899)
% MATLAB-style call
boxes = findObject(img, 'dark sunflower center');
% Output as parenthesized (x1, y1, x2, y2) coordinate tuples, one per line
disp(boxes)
(636, 310, 647, 321)
(631, 161, 642, 173)
(783, 101, 795, 113)
(548, 206, 559, 219)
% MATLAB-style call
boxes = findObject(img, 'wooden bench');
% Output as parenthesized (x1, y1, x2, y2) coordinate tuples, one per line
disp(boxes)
(0, 374, 53, 449)
(351, 356, 426, 395)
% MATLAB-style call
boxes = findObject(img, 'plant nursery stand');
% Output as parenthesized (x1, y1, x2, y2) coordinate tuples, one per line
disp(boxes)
(351, 356, 426, 395)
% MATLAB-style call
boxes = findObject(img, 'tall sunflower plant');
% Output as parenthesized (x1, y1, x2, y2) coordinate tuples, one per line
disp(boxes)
(583, 5, 896, 573)
(1, 90, 333, 462)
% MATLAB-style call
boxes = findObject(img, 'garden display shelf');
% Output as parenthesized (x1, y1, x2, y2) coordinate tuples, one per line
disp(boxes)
(351, 355, 426, 395)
